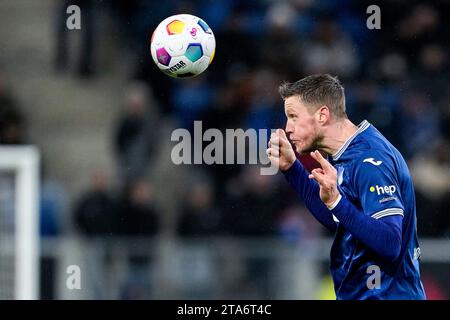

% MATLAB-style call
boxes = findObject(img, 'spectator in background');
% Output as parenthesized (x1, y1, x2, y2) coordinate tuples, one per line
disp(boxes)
(177, 179, 224, 237)
(114, 83, 157, 186)
(259, 1, 303, 79)
(278, 204, 321, 245)
(396, 4, 443, 68)
(211, 5, 259, 84)
(346, 80, 401, 147)
(222, 166, 283, 237)
(54, 0, 96, 77)
(245, 68, 285, 132)
(376, 52, 408, 83)
(115, 179, 160, 297)
(301, 16, 359, 78)
(201, 74, 254, 193)
(171, 77, 214, 130)
(220, 166, 288, 298)
(0, 76, 26, 145)
(410, 140, 450, 237)
(411, 44, 448, 104)
(116, 178, 160, 300)
(73, 169, 115, 236)
(116, 179, 159, 236)
(399, 90, 440, 159)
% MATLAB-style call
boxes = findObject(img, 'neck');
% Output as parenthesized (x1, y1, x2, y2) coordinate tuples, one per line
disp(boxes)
(319, 119, 359, 156)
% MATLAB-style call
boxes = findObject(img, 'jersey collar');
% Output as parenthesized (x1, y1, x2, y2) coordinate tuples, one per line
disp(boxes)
(332, 120, 370, 161)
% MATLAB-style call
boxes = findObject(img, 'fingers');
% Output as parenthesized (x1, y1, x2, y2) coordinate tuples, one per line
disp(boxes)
(267, 134, 280, 158)
(270, 129, 290, 149)
(314, 168, 325, 174)
(310, 150, 331, 171)
(308, 168, 325, 182)
(267, 129, 292, 162)
(276, 129, 288, 141)
(310, 150, 322, 163)
(266, 146, 279, 158)
(270, 133, 280, 147)
(277, 129, 291, 146)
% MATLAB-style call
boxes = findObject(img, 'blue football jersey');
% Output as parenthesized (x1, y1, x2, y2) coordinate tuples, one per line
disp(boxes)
(328, 120, 426, 299)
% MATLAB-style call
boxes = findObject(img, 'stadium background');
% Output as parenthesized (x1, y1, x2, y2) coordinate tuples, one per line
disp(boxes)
(0, 0, 449, 299)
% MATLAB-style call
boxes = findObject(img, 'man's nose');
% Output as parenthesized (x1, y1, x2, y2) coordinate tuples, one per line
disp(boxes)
(285, 121, 293, 134)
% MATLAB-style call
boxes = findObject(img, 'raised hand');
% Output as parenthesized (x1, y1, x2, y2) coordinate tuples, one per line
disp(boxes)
(266, 129, 296, 171)
(309, 150, 340, 207)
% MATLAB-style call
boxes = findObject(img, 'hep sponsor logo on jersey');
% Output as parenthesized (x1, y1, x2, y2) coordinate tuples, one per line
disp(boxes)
(369, 184, 396, 196)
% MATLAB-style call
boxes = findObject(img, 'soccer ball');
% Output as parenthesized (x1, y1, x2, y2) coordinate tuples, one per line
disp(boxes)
(150, 14, 216, 78)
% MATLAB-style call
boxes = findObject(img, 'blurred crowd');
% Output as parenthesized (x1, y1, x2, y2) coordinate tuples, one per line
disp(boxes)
(1, 0, 450, 298)
(1, 0, 449, 241)
(52, 0, 450, 239)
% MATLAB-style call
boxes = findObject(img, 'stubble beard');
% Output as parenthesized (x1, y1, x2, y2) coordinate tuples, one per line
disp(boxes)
(297, 130, 324, 155)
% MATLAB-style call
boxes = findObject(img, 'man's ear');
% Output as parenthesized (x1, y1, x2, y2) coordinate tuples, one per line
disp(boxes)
(317, 105, 330, 124)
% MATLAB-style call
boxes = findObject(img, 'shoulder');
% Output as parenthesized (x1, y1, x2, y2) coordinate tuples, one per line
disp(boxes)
(357, 149, 396, 168)
(348, 148, 398, 184)
(357, 124, 403, 166)
(350, 125, 400, 174)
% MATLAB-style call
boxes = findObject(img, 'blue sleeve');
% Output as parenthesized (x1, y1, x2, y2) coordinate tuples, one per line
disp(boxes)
(282, 160, 337, 232)
(328, 152, 405, 261)
(352, 153, 405, 220)
(330, 195, 402, 261)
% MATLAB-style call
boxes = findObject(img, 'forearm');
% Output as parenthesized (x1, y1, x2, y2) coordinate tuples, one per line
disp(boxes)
(330, 195, 402, 261)
(283, 160, 337, 232)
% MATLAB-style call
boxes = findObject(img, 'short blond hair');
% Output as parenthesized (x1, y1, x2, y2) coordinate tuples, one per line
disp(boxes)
(279, 74, 347, 118)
